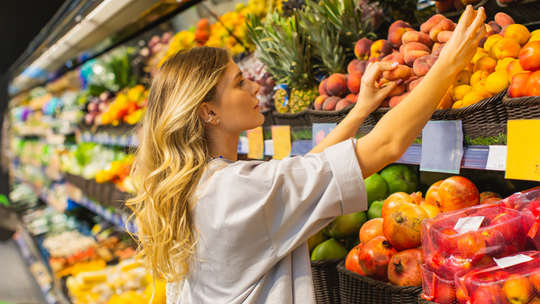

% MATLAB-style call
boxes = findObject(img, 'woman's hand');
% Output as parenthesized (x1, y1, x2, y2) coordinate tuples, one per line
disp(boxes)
(438, 5, 487, 74)
(354, 62, 399, 117)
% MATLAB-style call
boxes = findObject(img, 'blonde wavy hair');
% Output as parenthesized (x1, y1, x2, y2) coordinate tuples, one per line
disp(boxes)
(127, 47, 231, 282)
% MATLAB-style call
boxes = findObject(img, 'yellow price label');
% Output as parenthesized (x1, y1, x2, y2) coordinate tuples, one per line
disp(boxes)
(506, 120, 540, 181)
(247, 127, 264, 159)
(272, 126, 291, 160)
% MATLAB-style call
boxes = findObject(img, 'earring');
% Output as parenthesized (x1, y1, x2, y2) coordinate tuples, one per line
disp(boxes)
(216, 119, 220, 123)
(205, 114, 213, 123)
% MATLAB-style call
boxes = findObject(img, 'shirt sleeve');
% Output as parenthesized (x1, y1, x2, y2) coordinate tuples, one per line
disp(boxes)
(263, 138, 367, 258)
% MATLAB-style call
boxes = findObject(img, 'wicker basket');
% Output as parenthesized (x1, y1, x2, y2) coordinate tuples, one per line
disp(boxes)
(503, 95, 540, 120)
(272, 110, 312, 127)
(311, 258, 344, 304)
(308, 104, 379, 125)
(261, 109, 276, 126)
(497, 0, 540, 23)
(336, 261, 422, 304)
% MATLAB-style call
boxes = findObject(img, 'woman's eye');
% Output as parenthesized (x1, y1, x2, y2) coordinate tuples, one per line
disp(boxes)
(239, 79, 245, 87)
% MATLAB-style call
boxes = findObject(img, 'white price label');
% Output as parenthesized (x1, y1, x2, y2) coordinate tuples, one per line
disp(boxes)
(494, 254, 533, 268)
(239, 137, 249, 154)
(264, 140, 274, 156)
(454, 216, 485, 233)
(486, 145, 507, 171)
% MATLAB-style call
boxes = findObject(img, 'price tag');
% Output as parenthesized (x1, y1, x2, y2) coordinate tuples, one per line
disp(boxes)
(272, 126, 291, 160)
(420, 121, 463, 174)
(506, 120, 540, 181)
(238, 137, 249, 154)
(264, 140, 274, 156)
(312, 123, 337, 148)
(486, 145, 507, 171)
(247, 127, 264, 159)
(453, 216, 485, 233)
(494, 254, 533, 269)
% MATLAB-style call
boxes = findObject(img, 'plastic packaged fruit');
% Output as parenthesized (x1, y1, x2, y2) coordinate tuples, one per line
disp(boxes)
(421, 264, 460, 304)
(422, 205, 527, 279)
(456, 251, 540, 304)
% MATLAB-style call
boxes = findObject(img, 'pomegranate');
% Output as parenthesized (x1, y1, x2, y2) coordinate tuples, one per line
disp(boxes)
(360, 218, 384, 245)
(437, 176, 480, 212)
(383, 203, 428, 250)
(410, 191, 424, 205)
(381, 192, 414, 219)
(457, 231, 486, 262)
(425, 180, 444, 206)
(480, 191, 501, 203)
(358, 236, 398, 282)
(387, 249, 424, 286)
(345, 245, 364, 275)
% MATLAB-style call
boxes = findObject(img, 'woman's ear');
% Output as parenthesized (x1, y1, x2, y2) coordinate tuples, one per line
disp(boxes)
(199, 102, 218, 124)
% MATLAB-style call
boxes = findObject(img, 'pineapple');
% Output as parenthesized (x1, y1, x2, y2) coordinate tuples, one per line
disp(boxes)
(290, 87, 318, 114)
(274, 88, 289, 113)
(247, 9, 317, 114)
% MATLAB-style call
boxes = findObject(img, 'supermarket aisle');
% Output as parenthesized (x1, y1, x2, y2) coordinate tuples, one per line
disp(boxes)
(0, 239, 46, 304)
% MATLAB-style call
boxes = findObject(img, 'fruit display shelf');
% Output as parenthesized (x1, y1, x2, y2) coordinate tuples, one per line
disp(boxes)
(78, 130, 139, 147)
(238, 140, 507, 171)
(66, 196, 136, 233)
(13, 215, 70, 304)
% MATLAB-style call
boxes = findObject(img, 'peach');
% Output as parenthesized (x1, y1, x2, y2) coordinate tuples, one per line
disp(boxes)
(464, 62, 475, 72)
(421, 14, 446, 34)
(527, 71, 540, 96)
(452, 85, 473, 101)
(345, 94, 357, 102)
(388, 83, 407, 98)
(326, 74, 348, 96)
(472, 81, 490, 94)
(505, 24, 530, 46)
(530, 35, 540, 43)
(454, 0, 466, 10)
(507, 59, 525, 80)
(413, 55, 438, 77)
(485, 23, 495, 36)
(319, 79, 329, 96)
(379, 98, 390, 108)
(495, 13, 515, 28)
(491, 38, 521, 60)
(453, 100, 463, 108)
(383, 65, 412, 81)
(435, 0, 454, 13)
(508, 72, 531, 98)
(474, 56, 497, 74)
(429, 19, 456, 43)
(495, 58, 514, 72)
(404, 50, 430, 66)
(485, 70, 509, 94)
(389, 20, 412, 33)
(437, 88, 454, 109)
(470, 70, 490, 87)
(519, 41, 540, 72)
(323, 96, 340, 111)
(355, 60, 369, 74)
(389, 27, 414, 48)
(381, 52, 405, 65)
(370, 39, 393, 60)
(402, 31, 432, 47)
(454, 70, 473, 86)
(488, 21, 502, 34)
(432, 43, 445, 57)
(432, 42, 442, 52)
(355, 38, 373, 60)
(408, 77, 423, 91)
(314, 95, 329, 110)
(478, 36, 488, 49)
(463, 91, 490, 107)
(500, 25, 509, 37)
(348, 59, 360, 75)
(484, 34, 503, 52)
(347, 71, 362, 94)
(389, 92, 410, 107)
(336, 99, 354, 111)
(368, 57, 380, 63)
(401, 42, 431, 56)
(437, 31, 453, 43)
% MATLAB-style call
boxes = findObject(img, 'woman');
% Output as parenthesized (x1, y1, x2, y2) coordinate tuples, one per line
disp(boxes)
(128, 7, 486, 303)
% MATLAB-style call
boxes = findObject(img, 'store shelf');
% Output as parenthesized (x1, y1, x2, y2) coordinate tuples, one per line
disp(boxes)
(67, 196, 136, 233)
(237, 141, 507, 172)
(13, 216, 70, 304)
(79, 131, 139, 147)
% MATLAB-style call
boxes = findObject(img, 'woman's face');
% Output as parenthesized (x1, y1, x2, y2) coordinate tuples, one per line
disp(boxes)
(211, 59, 264, 133)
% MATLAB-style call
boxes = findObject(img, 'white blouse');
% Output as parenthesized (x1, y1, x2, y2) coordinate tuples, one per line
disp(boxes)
(175, 138, 367, 303)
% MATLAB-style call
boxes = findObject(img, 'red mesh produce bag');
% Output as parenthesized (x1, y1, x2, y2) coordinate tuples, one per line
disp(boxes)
(421, 264, 460, 304)
(455, 251, 540, 304)
(500, 186, 540, 212)
(422, 204, 527, 281)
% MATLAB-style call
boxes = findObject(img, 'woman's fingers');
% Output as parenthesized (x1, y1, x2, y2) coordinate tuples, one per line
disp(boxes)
(475, 24, 487, 41)
(363, 62, 397, 87)
(455, 5, 474, 33)
(468, 7, 486, 34)
(379, 81, 398, 96)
